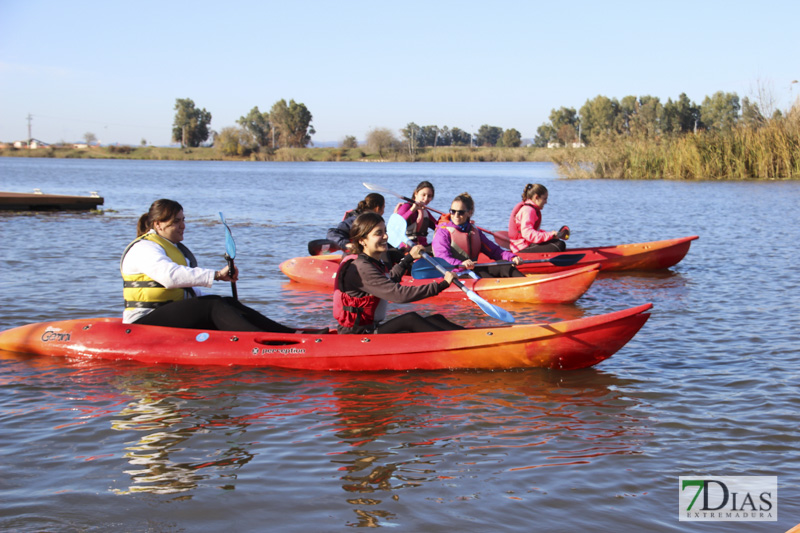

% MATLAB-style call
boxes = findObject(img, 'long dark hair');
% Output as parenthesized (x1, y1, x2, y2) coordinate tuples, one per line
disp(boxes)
(411, 180, 435, 201)
(349, 212, 384, 254)
(137, 199, 183, 236)
(521, 183, 548, 202)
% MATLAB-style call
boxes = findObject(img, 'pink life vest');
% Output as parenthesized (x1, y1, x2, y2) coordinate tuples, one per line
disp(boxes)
(508, 201, 541, 241)
(405, 206, 432, 239)
(441, 222, 483, 261)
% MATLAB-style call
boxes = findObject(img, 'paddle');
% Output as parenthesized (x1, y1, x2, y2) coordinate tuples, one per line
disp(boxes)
(411, 253, 587, 279)
(308, 239, 341, 256)
(363, 182, 510, 246)
(218, 212, 238, 300)
(386, 214, 514, 323)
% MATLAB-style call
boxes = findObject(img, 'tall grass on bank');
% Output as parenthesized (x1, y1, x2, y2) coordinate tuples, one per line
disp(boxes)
(554, 115, 800, 180)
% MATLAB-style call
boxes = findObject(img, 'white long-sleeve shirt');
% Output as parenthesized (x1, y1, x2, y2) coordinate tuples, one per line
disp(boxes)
(121, 231, 216, 323)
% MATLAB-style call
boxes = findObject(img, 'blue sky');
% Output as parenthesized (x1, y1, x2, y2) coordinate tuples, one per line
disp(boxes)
(1, 0, 798, 146)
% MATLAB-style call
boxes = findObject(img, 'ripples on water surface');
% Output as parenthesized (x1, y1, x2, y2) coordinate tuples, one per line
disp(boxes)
(1, 159, 799, 531)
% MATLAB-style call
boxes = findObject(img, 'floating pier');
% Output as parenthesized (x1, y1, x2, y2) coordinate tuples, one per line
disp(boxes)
(0, 190, 104, 211)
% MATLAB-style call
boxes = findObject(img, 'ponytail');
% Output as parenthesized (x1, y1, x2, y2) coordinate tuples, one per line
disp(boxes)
(522, 183, 548, 202)
(355, 193, 385, 214)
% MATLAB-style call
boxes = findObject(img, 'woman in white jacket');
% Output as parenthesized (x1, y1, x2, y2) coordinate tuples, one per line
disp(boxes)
(121, 198, 295, 332)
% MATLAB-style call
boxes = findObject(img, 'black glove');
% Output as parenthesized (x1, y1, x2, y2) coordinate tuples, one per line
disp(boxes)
(556, 225, 570, 240)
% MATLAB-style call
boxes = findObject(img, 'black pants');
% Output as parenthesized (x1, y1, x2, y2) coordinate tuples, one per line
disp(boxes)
(472, 263, 526, 278)
(376, 312, 464, 333)
(134, 295, 295, 333)
(517, 239, 567, 253)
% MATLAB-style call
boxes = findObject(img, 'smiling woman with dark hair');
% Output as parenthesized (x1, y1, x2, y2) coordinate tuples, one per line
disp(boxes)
(121, 198, 298, 333)
(332, 212, 462, 335)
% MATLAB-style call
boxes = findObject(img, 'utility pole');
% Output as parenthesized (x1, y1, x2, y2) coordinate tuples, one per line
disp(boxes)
(27, 113, 33, 148)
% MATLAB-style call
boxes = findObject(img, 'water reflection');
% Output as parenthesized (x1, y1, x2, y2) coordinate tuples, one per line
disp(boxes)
(324, 370, 650, 527)
(108, 370, 257, 495)
(1, 349, 651, 527)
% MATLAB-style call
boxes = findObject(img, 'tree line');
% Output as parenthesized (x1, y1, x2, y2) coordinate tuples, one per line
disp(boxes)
(172, 98, 315, 155)
(534, 90, 782, 147)
(363, 123, 523, 159)
(173, 97, 525, 157)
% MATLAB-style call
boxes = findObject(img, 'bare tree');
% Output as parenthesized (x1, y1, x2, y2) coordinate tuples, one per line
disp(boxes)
(365, 128, 398, 158)
(750, 78, 777, 119)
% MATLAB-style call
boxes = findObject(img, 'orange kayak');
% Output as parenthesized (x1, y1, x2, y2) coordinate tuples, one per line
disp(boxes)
(0, 304, 652, 371)
(497, 235, 699, 274)
(279, 255, 599, 304)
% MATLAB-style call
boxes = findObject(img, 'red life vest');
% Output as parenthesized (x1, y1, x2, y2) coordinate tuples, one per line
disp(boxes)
(508, 201, 540, 241)
(332, 255, 386, 328)
(441, 222, 483, 261)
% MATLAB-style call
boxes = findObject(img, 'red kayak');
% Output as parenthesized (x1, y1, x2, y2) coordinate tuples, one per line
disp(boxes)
(491, 235, 699, 274)
(279, 256, 599, 304)
(0, 304, 652, 371)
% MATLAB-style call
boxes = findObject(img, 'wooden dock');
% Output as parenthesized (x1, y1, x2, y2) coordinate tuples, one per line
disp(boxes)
(0, 190, 104, 211)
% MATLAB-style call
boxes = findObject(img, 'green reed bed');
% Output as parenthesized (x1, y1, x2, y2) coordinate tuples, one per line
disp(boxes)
(556, 116, 800, 180)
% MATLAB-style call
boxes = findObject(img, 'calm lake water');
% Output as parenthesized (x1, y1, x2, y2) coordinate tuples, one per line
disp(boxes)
(1, 158, 799, 532)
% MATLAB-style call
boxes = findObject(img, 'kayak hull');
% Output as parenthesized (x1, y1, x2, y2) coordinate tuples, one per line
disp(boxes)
(506, 235, 698, 274)
(0, 304, 652, 371)
(279, 257, 599, 303)
(402, 263, 599, 303)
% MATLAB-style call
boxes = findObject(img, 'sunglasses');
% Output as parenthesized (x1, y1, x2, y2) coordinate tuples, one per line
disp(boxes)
(449, 209, 466, 216)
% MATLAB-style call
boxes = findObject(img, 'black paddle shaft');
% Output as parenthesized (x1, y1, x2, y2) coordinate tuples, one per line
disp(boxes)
(225, 254, 238, 300)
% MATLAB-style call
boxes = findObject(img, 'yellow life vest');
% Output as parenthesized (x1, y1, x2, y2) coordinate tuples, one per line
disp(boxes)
(120, 232, 196, 311)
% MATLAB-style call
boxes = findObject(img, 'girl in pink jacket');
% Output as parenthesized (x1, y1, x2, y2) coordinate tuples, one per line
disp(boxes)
(508, 183, 568, 253)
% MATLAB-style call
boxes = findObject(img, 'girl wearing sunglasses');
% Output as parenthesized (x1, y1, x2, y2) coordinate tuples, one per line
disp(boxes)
(432, 193, 524, 278)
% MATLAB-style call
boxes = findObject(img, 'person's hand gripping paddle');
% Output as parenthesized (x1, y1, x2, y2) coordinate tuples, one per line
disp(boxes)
(386, 214, 514, 323)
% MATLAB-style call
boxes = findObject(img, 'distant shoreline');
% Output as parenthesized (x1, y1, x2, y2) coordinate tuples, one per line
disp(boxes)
(0, 145, 558, 164)
(4, 139, 797, 180)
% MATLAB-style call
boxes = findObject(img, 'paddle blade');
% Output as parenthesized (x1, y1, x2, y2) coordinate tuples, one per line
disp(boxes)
(549, 253, 585, 267)
(465, 289, 515, 323)
(387, 213, 408, 248)
(219, 212, 236, 259)
(411, 256, 453, 279)
(363, 181, 387, 193)
(492, 230, 510, 249)
(415, 252, 514, 323)
(308, 239, 341, 256)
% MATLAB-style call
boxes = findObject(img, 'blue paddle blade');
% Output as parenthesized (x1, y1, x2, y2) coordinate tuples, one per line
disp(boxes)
(466, 290, 516, 323)
(387, 213, 408, 248)
(416, 252, 515, 324)
(219, 212, 236, 259)
(411, 256, 458, 278)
